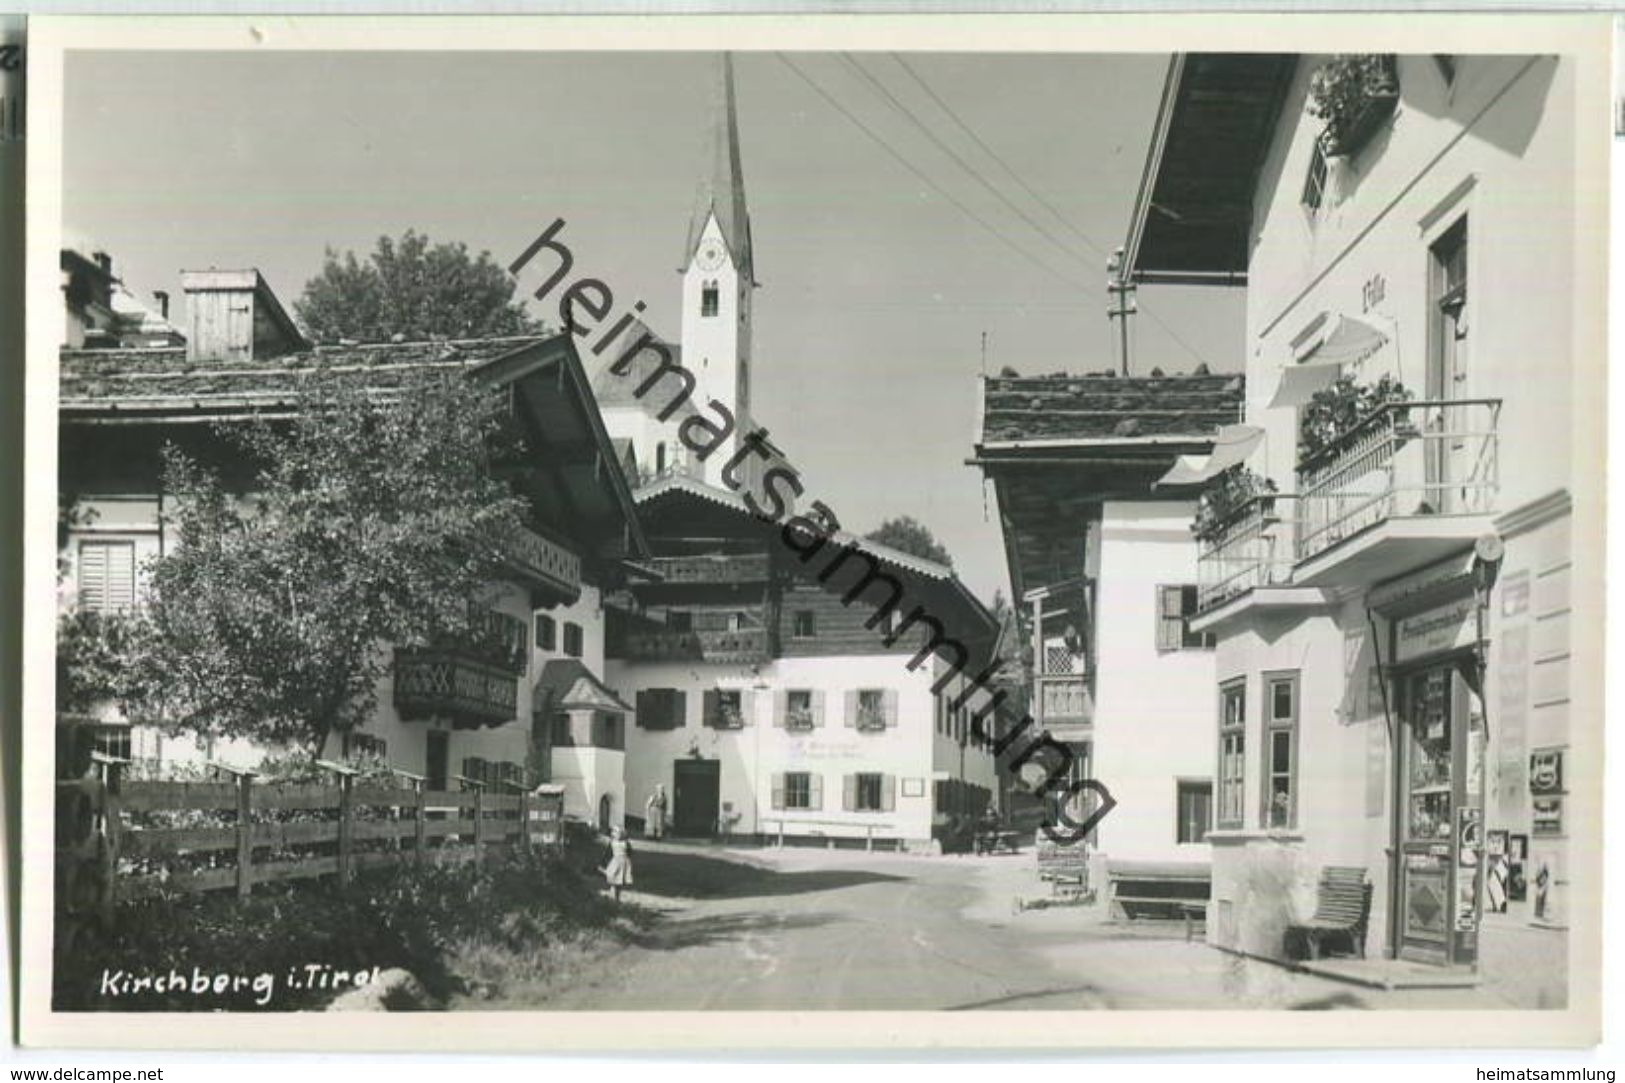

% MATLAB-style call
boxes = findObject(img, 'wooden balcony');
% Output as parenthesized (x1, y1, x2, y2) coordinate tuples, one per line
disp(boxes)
(505, 524, 581, 606)
(393, 649, 519, 729)
(618, 627, 770, 664)
(1034, 674, 1093, 734)
(645, 553, 770, 586)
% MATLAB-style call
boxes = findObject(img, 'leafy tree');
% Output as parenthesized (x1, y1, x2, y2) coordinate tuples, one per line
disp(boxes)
(295, 230, 544, 343)
(125, 371, 529, 755)
(863, 515, 953, 567)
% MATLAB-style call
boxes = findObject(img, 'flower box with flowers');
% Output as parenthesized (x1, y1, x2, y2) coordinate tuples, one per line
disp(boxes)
(785, 709, 816, 732)
(855, 710, 888, 733)
(1310, 54, 1399, 159)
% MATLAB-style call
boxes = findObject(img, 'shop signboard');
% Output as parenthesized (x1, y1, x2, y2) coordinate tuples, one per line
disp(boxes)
(1395, 597, 1477, 664)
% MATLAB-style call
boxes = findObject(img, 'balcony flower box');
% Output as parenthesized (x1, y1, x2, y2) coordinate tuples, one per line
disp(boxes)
(855, 710, 888, 733)
(1297, 374, 1414, 472)
(1192, 467, 1279, 544)
(785, 709, 816, 732)
(1310, 55, 1399, 158)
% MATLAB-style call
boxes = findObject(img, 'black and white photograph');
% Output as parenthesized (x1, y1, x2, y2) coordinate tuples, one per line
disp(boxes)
(14, 13, 1610, 1052)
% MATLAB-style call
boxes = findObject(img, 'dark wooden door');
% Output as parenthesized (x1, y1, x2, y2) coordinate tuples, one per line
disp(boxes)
(426, 730, 449, 791)
(672, 759, 720, 837)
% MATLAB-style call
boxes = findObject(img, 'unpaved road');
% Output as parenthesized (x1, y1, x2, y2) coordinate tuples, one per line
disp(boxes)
(527, 843, 1119, 1010)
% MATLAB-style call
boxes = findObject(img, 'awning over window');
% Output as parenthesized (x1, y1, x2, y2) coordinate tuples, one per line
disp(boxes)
(1155, 423, 1265, 487)
(1268, 314, 1389, 408)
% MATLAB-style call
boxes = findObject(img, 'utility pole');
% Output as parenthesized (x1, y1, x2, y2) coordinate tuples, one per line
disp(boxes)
(1106, 247, 1137, 376)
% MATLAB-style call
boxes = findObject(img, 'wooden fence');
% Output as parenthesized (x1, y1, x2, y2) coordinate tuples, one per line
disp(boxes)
(57, 758, 565, 923)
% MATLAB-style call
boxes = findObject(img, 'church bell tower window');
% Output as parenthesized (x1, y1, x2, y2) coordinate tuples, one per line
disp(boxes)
(701, 280, 720, 318)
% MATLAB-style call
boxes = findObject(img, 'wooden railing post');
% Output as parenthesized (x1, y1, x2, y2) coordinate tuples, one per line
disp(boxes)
(517, 788, 530, 852)
(235, 772, 254, 898)
(97, 758, 124, 928)
(317, 760, 359, 889)
(337, 773, 354, 888)
(414, 780, 427, 862)
(472, 784, 486, 852)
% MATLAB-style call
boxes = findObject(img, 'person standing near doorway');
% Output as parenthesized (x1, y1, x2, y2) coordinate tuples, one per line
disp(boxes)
(645, 783, 668, 840)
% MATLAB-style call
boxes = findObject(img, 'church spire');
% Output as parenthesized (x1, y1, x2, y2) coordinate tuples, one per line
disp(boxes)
(684, 52, 754, 285)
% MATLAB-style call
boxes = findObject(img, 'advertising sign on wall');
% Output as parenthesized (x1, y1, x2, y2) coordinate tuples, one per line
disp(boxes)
(1395, 598, 1477, 663)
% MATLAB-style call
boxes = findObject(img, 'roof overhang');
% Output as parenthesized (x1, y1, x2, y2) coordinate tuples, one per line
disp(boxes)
(1123, 54, 1297, 286)
(469, 334, 650, 563)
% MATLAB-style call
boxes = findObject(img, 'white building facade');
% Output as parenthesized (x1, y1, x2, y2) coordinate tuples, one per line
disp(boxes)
(1124, 52, 1599, 993)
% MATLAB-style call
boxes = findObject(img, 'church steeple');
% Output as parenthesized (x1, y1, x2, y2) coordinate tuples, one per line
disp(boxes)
(683, 52, 754, 286)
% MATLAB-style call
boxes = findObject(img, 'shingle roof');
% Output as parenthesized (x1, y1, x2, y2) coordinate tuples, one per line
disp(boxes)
(979, 372, 1244, 445)
(59, 336, 547, 414)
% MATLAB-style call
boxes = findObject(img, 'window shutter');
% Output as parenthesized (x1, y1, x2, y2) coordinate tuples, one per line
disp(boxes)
(1156, 586, 1182, 651)
(844, 690, 858, 728)
(635, 690, 651, 728)
(740, 690, 754, 727)
(78, 542, 107, 612)
(883, 689, 899, 728)
(808, 773, 824, 811)
(842, 774, 856, 812)
(773, 690, 787, 728)
(702, 690, 719, 729)
(812, 690, 826, 727)
(672, 690, 687, 729)
(770, 773, 785, 810)
(881, 774, 897, 813)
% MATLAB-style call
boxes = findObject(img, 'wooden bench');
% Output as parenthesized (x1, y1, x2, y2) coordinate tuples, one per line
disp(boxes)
(1106, 859, 1211, 920)
(1286, 866, 1372, 960)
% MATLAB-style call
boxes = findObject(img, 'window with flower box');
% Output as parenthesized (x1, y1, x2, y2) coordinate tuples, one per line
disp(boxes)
(782, 688, 821, 731)
(849, 688, 895, 733)
(704, 689, 746, 729)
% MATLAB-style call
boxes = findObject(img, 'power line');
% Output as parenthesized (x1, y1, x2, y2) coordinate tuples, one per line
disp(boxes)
(890, 52, 1110, 261)
(774, 52, 1092, 295)
(840, 54, 1095, 277)
(889, 52, 1214, 369)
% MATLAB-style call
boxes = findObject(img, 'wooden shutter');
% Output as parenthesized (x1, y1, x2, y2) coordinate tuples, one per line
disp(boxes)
(773, 690, 787, 728)
(842, 774, 856, 812)
(812, 689, 826, 728)
(808, 773, 824, 811)
(883, 689, 899, 728)
(702, 690, 719, 729)
(740, 690, 754, 727)
(881, 774, 897, 812)
(770, 773, 785, 810)
(844, 690, 858, 728)
(78, 540, 135, 613)
(635, 690, 651, 728)
(1156, 585, 1183, 651)
(671, 689, 687, 728)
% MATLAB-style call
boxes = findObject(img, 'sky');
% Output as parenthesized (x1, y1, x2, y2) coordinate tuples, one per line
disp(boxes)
(64, 49, 1244, 602)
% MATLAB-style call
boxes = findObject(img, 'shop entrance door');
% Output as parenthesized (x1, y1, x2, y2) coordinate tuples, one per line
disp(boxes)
(1393, 658, 1483, 965)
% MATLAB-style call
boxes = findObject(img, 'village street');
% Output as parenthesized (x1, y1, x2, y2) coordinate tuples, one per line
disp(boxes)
(506, 843, 1538, 1012)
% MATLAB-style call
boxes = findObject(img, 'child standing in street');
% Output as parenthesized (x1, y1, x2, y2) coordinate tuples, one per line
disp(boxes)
(602, 825, 634, 903)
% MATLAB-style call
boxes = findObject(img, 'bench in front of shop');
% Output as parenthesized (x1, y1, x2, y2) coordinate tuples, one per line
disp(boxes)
(1105, 859, 1211, 920)
(1287, 865, 1373, 960)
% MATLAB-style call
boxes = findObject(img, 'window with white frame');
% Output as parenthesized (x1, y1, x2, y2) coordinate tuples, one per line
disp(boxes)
(1263, 671, 1300, 829)
(1217, 679, 1246, 829)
